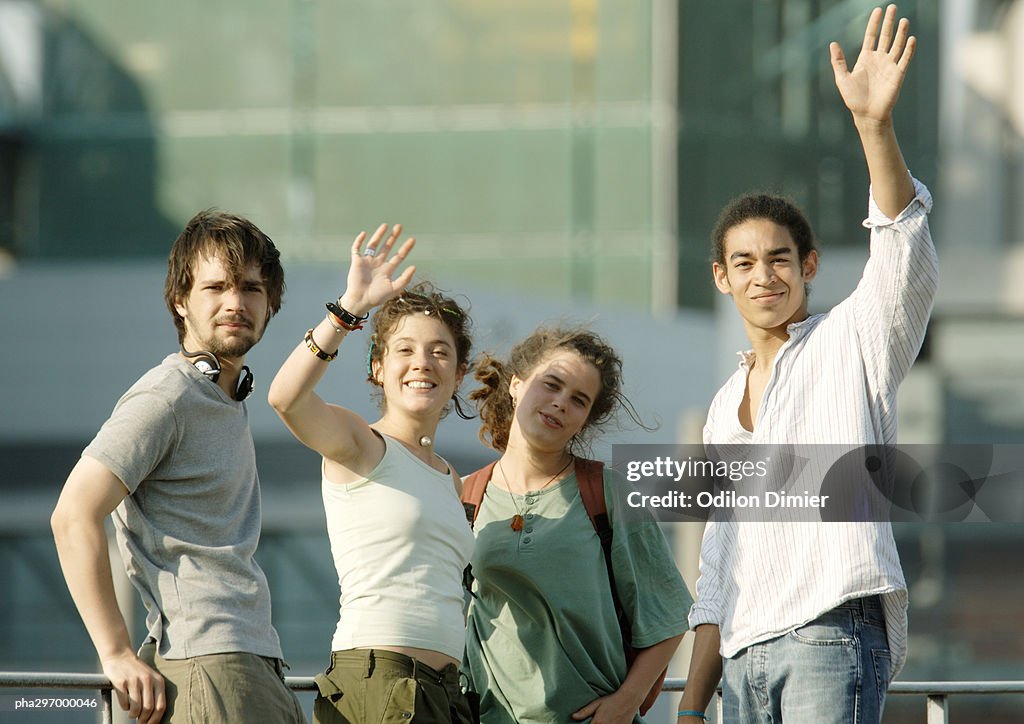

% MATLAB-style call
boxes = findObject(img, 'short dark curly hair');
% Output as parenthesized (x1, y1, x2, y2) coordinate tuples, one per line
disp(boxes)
(712, 193, 816, 266)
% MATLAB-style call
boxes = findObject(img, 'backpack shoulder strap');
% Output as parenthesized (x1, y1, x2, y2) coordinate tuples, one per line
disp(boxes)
(575, 457, 666, 715)
(461, 461, 498, 528)
(576, 458, 633, 634)
(575, 458, 610, 545)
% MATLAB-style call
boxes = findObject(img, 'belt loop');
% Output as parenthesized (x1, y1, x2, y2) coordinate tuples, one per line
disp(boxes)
(366, 649, 376, 679)
(859, 594, 877, 618)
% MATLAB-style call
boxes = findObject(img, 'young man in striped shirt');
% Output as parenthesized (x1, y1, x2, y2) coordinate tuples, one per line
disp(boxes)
(678, 6, 938, 723)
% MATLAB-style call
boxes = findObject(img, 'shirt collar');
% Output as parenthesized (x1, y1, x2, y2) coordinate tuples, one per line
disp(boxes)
(737, 350, 755, 370)
(786, 315, 816, 334)
(735, 314, 821, 370)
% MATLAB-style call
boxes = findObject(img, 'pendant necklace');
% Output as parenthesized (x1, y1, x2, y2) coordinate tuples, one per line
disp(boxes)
(498, 455, 574, 532)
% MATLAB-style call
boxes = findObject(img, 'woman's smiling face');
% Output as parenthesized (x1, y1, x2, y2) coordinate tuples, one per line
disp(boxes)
(373, 313, 464, 419)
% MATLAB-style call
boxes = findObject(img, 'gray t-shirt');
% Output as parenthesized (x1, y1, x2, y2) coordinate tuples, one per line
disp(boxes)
(84, 353, 282, 660)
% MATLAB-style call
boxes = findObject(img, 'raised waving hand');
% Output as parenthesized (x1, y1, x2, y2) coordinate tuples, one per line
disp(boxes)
(829, 4, 916, 126)
(268, 222, 416, 465)
(340, 223, 416, 316)
(830, 4, 917, 218)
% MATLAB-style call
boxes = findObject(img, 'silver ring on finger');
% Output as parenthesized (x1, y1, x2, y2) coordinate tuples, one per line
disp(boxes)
(363, 248, 377, 258)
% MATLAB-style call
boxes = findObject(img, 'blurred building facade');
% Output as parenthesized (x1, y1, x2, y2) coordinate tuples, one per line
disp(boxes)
(1, 1, 1022, 721)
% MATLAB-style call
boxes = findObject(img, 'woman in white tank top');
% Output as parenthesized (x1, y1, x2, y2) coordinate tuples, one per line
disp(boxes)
(268, 224, 477, 724)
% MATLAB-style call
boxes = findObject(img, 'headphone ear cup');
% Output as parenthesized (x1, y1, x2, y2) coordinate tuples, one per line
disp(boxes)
(235, 366, 254, 401)
(182, 347, 251, 401)
(182, 348, 221, 383)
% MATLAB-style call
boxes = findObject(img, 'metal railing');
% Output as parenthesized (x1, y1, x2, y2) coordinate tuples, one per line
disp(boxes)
(1, 672, 1022, 723)
(661, 678, 1024, 723)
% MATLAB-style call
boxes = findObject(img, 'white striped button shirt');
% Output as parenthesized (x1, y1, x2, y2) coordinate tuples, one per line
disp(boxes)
(688, 178, 938, 677)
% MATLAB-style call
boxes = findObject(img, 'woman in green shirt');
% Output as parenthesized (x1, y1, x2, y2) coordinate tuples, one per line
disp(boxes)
(464, 326, 693, 723)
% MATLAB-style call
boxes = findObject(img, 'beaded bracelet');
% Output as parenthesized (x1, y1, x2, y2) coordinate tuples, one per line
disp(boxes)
(304, 329, 338, 361)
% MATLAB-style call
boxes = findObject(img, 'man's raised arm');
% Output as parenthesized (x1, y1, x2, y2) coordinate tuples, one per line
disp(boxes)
(830, 4, 916, 219)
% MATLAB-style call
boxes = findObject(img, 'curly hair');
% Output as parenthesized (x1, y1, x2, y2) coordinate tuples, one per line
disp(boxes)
(366, 281, 473, 417)
(470, 326, 643, 453)
(711, 193, 817, 266)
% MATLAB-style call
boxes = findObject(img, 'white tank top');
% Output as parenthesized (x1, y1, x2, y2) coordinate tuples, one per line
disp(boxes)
(322, 434, 474, 659)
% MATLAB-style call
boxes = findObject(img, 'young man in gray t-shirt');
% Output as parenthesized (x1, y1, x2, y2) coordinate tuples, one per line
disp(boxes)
(52, 211, 304, 724)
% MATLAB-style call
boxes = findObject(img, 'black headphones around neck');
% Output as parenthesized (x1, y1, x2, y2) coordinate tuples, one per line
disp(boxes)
(181, 347, 254, 401)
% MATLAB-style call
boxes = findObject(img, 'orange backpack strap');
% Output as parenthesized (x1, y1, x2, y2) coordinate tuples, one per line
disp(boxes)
(574, 457, 667, 716)
(460, 461, 497, 597)
(461, 461, 498, 528)
(574, 458, 610, 541)
(574, 457, 615, 589)
(574, 458, 624, 630)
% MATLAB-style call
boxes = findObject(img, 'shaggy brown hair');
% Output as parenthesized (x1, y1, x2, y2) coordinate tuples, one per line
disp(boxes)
(164, 209, 284, 343)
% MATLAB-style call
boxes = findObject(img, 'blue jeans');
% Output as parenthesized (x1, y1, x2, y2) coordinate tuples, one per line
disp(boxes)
(721, 596, 891, 724)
